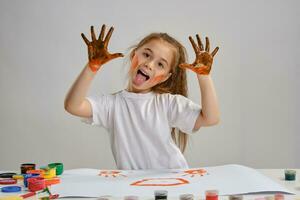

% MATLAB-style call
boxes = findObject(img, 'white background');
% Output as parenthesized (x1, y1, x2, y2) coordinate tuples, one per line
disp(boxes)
(0, 0, 299, 170)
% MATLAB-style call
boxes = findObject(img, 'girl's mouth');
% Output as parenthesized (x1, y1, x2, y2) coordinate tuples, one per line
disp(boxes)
(138, 69, 150, 80)
(133, 69, 150, 86)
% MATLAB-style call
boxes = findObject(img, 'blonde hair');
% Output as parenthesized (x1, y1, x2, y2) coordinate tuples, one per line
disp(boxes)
(128, 33, 190, 153)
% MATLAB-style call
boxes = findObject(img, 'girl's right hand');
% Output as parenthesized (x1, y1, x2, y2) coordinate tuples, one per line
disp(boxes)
(81, 24, 124, 72)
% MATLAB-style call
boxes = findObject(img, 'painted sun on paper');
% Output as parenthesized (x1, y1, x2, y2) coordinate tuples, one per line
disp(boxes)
(98, 170, 128, 177)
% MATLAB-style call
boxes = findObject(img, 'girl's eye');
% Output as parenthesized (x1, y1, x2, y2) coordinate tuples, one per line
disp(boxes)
(158, 63, 164, 68)
(143, 52, 150, 58)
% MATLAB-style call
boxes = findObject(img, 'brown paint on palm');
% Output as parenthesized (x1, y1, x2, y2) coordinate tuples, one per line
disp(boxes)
(179, 34, 219, 75)
(81, 24, 124, 72)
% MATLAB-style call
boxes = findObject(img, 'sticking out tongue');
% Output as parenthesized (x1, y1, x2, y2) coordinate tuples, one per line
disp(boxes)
(133, 73, 147, 86)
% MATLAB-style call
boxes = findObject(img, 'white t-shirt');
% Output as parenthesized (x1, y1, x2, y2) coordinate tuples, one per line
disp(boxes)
(85, 89, 201, 170)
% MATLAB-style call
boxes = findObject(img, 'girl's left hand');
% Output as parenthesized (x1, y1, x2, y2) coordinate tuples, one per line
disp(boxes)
(179, 34, 219, 75)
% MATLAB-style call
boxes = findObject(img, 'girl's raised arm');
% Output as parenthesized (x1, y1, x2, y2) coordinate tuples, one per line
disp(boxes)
(180, 34, 220, 130)
(64, 25, 123, 117)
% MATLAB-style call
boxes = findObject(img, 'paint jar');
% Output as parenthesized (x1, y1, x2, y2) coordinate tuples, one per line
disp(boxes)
(154, 190, 168, 200)
(229, 195, 243, 200)
(274, 193, 284, 200)
(42, 167, 56, 179)
(180, 194, 194, 200)
(124, 196, 139, 200)
(205, 190, 218, 200)
(284, 169, 296, 181)
(48, 163, 64, 175)
(27, 177, 46, 192)
(97, 197, 109, 200)
(21, 163, 36, 174)
(26, 169, 45, 176)
(23, 174, 40, 187)
(264, 196, 274, 200)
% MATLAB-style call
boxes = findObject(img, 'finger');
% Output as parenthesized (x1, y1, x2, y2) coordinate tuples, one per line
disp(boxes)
(189, 36, 200, 53)
(81, 33, 90, 45)
(205, 37, 210, 52)
(196, 34, 204, 51)
(104, 26, 114, 46)
(211, 47, 219, 58)
(110, 53, 124, 59)
(91, 26, 96, 41)
(99, 24, 106, 40)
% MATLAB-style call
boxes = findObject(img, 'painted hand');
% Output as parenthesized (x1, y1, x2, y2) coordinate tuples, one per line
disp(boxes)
(81, 24, 124, 72)
(179, 34, 219, 75)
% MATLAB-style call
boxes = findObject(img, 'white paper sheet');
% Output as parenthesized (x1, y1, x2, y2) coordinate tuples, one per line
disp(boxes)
(49, 164, 293, 197)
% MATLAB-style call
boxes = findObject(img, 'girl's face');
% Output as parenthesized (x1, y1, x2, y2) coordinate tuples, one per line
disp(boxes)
(127, 39, 175, 93)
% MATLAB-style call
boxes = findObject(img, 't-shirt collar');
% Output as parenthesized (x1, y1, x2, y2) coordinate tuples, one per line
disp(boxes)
(121, 89, 155, 99)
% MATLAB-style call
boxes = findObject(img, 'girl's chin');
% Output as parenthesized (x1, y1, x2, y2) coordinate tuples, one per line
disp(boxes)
(129, 82, 152, 93)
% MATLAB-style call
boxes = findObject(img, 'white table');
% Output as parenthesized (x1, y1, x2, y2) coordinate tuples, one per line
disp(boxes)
(0, 169, 299, 200)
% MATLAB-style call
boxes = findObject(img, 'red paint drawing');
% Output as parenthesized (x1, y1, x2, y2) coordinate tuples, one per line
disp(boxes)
(181, 169, 208, 177)
(98, 170, 127, 178)
(131, 178, 189, 186)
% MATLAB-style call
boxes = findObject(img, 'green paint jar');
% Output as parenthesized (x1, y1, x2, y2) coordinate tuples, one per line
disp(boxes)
(284, 169, 296, 181)
(48, 163, 64, 176)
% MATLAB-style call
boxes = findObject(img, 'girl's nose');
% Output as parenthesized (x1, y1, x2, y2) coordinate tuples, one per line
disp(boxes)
(145, 60, 154, 70)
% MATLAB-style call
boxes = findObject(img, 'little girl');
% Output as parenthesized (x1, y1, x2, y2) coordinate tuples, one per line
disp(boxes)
(64, 24, 220, 170)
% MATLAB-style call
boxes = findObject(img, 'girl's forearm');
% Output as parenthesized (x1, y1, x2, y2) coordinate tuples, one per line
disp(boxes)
(64, 64, 97, 111)
(197, 74, 220, 123)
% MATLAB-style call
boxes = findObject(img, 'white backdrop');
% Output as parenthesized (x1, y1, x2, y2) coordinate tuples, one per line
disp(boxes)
(0, 0, 299, 170)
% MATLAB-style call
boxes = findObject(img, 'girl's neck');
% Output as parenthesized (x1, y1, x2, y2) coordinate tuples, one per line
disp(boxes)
(126, 83, 152, 94)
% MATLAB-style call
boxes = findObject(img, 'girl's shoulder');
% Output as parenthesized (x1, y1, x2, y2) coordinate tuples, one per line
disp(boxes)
(111, 90, 123, 96)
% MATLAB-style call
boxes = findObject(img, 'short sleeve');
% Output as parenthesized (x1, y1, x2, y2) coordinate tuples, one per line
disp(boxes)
(81, 93, 113, 129)
(168, 94, 201, 134)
